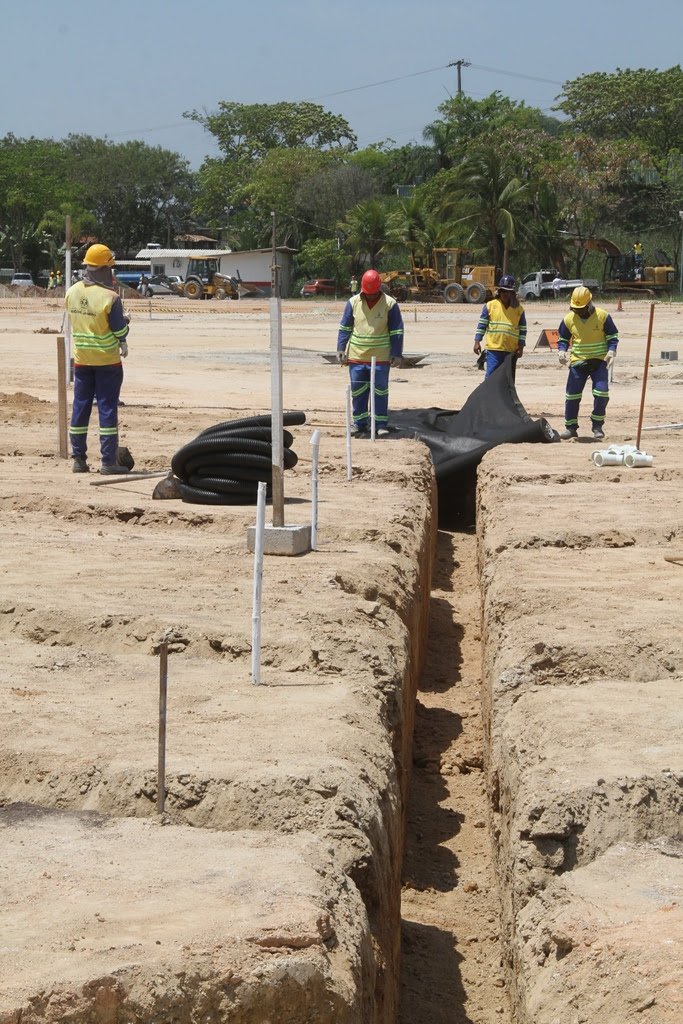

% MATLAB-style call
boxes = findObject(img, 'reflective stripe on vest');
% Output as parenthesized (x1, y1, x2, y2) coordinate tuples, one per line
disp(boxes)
(482, 298, 524, 352)
(347, 293, 395, 362)
(65, 281, 121, 365)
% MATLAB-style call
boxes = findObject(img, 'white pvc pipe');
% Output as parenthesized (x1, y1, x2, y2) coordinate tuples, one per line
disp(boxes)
(345, 384, 353, 481)
(370, 356, 376, 440)
(593, 451, 624, 466)
(251, 481, 267, 685)
(624, 452, 654, 468)
(309, 429, 321, 550)
(269, 296, 285, 526)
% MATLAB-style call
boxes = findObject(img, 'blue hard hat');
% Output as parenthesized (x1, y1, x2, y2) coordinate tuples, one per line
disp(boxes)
(497, 274, 517, 290)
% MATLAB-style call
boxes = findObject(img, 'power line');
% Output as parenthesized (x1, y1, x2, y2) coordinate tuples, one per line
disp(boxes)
(313, 64, 447, 100)
(468, 63, 564, 88)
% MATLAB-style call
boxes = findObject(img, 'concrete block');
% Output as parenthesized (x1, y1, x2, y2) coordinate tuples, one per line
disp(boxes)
(660, 350, 678, 360)
(247, 523, 312, 556)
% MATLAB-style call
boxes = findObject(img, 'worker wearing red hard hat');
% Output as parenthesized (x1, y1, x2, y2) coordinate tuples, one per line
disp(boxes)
(473, 274, 527, 379)
(556, 286, 619, 441)
(64, 243, 131, 474)
(336, 269, 404, 437)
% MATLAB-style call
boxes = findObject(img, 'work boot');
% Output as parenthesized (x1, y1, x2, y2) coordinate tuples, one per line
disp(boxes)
(72, 456, 89, 473)
(592, 425, 605, 440)
(377, 427, 391, 438)
(351, 426, 369, 439)
(100, 463, 130, 475)
(559, 427, 578, 441)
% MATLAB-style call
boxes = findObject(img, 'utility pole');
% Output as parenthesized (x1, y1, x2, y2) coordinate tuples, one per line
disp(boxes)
(448, 58, 471, 96)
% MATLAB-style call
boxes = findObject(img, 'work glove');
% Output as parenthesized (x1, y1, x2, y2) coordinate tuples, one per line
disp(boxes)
(604, 350, 615, 368)
(119, 341, 128, 359)
(390, 356, 403, 368)
(558, 350, 568, 366)
(337, 350, 348, 366)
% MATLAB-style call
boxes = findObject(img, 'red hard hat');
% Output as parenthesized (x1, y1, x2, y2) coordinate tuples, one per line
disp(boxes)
(361, 269, 381, 295)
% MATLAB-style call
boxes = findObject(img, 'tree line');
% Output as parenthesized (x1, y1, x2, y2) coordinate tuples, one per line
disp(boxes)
(1, 66, 681, 291)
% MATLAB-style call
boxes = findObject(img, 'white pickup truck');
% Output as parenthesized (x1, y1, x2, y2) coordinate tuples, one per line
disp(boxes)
(518, 270, 600, 300)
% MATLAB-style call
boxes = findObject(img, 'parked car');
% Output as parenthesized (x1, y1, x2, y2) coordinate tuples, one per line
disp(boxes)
(10, 272, 34, 288)
(143, 274, 182, 297)
(300, 278, 336, 297)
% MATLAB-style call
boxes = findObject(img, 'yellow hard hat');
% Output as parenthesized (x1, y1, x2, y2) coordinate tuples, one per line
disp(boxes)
(83, 243, 115, 267)
(570, 285, 592, 309)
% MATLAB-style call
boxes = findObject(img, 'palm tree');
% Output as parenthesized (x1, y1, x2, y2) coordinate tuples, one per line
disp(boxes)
(338, 200, 390, 269)
(441, 146, 529, 273)
(422, 120, 457, 171)
(387, 196, 464, 267)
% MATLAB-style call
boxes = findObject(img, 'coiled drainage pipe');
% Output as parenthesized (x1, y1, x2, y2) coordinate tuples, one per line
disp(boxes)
(171, 411, 306, 505)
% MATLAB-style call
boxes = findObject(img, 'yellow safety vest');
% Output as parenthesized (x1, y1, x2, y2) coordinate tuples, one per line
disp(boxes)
(65, 281, 123, 366)
(563, 308, 612, 364)
(482, 299, 524, 352)
(346, 293, 396, 362)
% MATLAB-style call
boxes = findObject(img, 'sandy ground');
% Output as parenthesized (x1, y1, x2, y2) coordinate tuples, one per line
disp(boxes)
(0, 292, 682, 1022)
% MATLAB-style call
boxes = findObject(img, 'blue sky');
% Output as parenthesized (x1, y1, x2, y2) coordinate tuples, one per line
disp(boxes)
(2, 0, 681, 169)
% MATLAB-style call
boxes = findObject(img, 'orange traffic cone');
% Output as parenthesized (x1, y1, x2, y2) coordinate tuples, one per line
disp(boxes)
(616, 297, 623, 312)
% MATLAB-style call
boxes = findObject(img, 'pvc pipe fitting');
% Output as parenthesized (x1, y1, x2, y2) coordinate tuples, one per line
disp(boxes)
(624, 452, 654, 468)
(593, 451, 623, 466)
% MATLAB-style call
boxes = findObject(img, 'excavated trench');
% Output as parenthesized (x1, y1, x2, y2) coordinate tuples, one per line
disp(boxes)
(2, 421, 681, 1023)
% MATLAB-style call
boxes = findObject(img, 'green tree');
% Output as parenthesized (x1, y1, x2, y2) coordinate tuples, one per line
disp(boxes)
(387, 195, 465, 266)
(545, 134, 643, 275)
(439, 146, 529, 272)
(63, 136, 195, 252)
(186, 101, 356, 162)
(556, 66, 683, 163)
(337, 200, 391, 269)
(0, 135, 75, 271)
(188, 101, 357, 245)
(296, 237, 351, 290)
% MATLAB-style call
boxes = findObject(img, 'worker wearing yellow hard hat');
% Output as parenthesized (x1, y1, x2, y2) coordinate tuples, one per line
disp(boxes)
(64, 243, 131, 474)
(556, 286, 619, 441)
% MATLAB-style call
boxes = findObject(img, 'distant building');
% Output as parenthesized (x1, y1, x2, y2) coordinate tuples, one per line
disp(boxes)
(135, 246, 297, 297)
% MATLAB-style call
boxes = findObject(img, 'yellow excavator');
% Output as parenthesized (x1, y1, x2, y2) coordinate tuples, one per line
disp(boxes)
(179, 257, 241, 300)
(581, 238, 675, 295)
(380, 248, 497, 303)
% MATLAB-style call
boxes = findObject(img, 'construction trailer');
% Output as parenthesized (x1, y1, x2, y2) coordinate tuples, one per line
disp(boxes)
(581, 238, 675, 295)
(380, 249, 497, 304)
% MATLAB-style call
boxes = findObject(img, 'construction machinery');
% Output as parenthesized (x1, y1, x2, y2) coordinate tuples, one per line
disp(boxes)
(179, 257, 240, 300)
(380, 249, 497, 304)
(581, 238, 675, 295)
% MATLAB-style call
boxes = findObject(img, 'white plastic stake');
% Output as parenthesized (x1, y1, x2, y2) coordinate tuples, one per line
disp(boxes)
(345, 384, 353, 481)
(270, 297, 285, 526)
(251, 481, 267, 685)
(370, 356, 376, 440)
(309, 429, 322, 550)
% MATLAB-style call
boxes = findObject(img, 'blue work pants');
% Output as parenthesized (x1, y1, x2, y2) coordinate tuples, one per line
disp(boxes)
(564, 359, 609, 429)
(485, 350, 517, 380)
(70, 363, 123, 465)
(349, 361, 390, 430)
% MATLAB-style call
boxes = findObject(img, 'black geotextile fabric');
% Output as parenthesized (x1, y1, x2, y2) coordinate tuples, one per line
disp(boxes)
(391, 358, 559, 516)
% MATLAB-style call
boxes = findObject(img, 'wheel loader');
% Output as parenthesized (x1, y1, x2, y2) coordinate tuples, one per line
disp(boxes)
(380, 248, 496, 304)
(179, 257, 240, 300)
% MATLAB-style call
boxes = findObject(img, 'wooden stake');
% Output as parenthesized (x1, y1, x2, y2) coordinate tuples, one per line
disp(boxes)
(56, 336, 68, 458)
(157, 641, 168, 813)
(636, 303, 655, 450)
